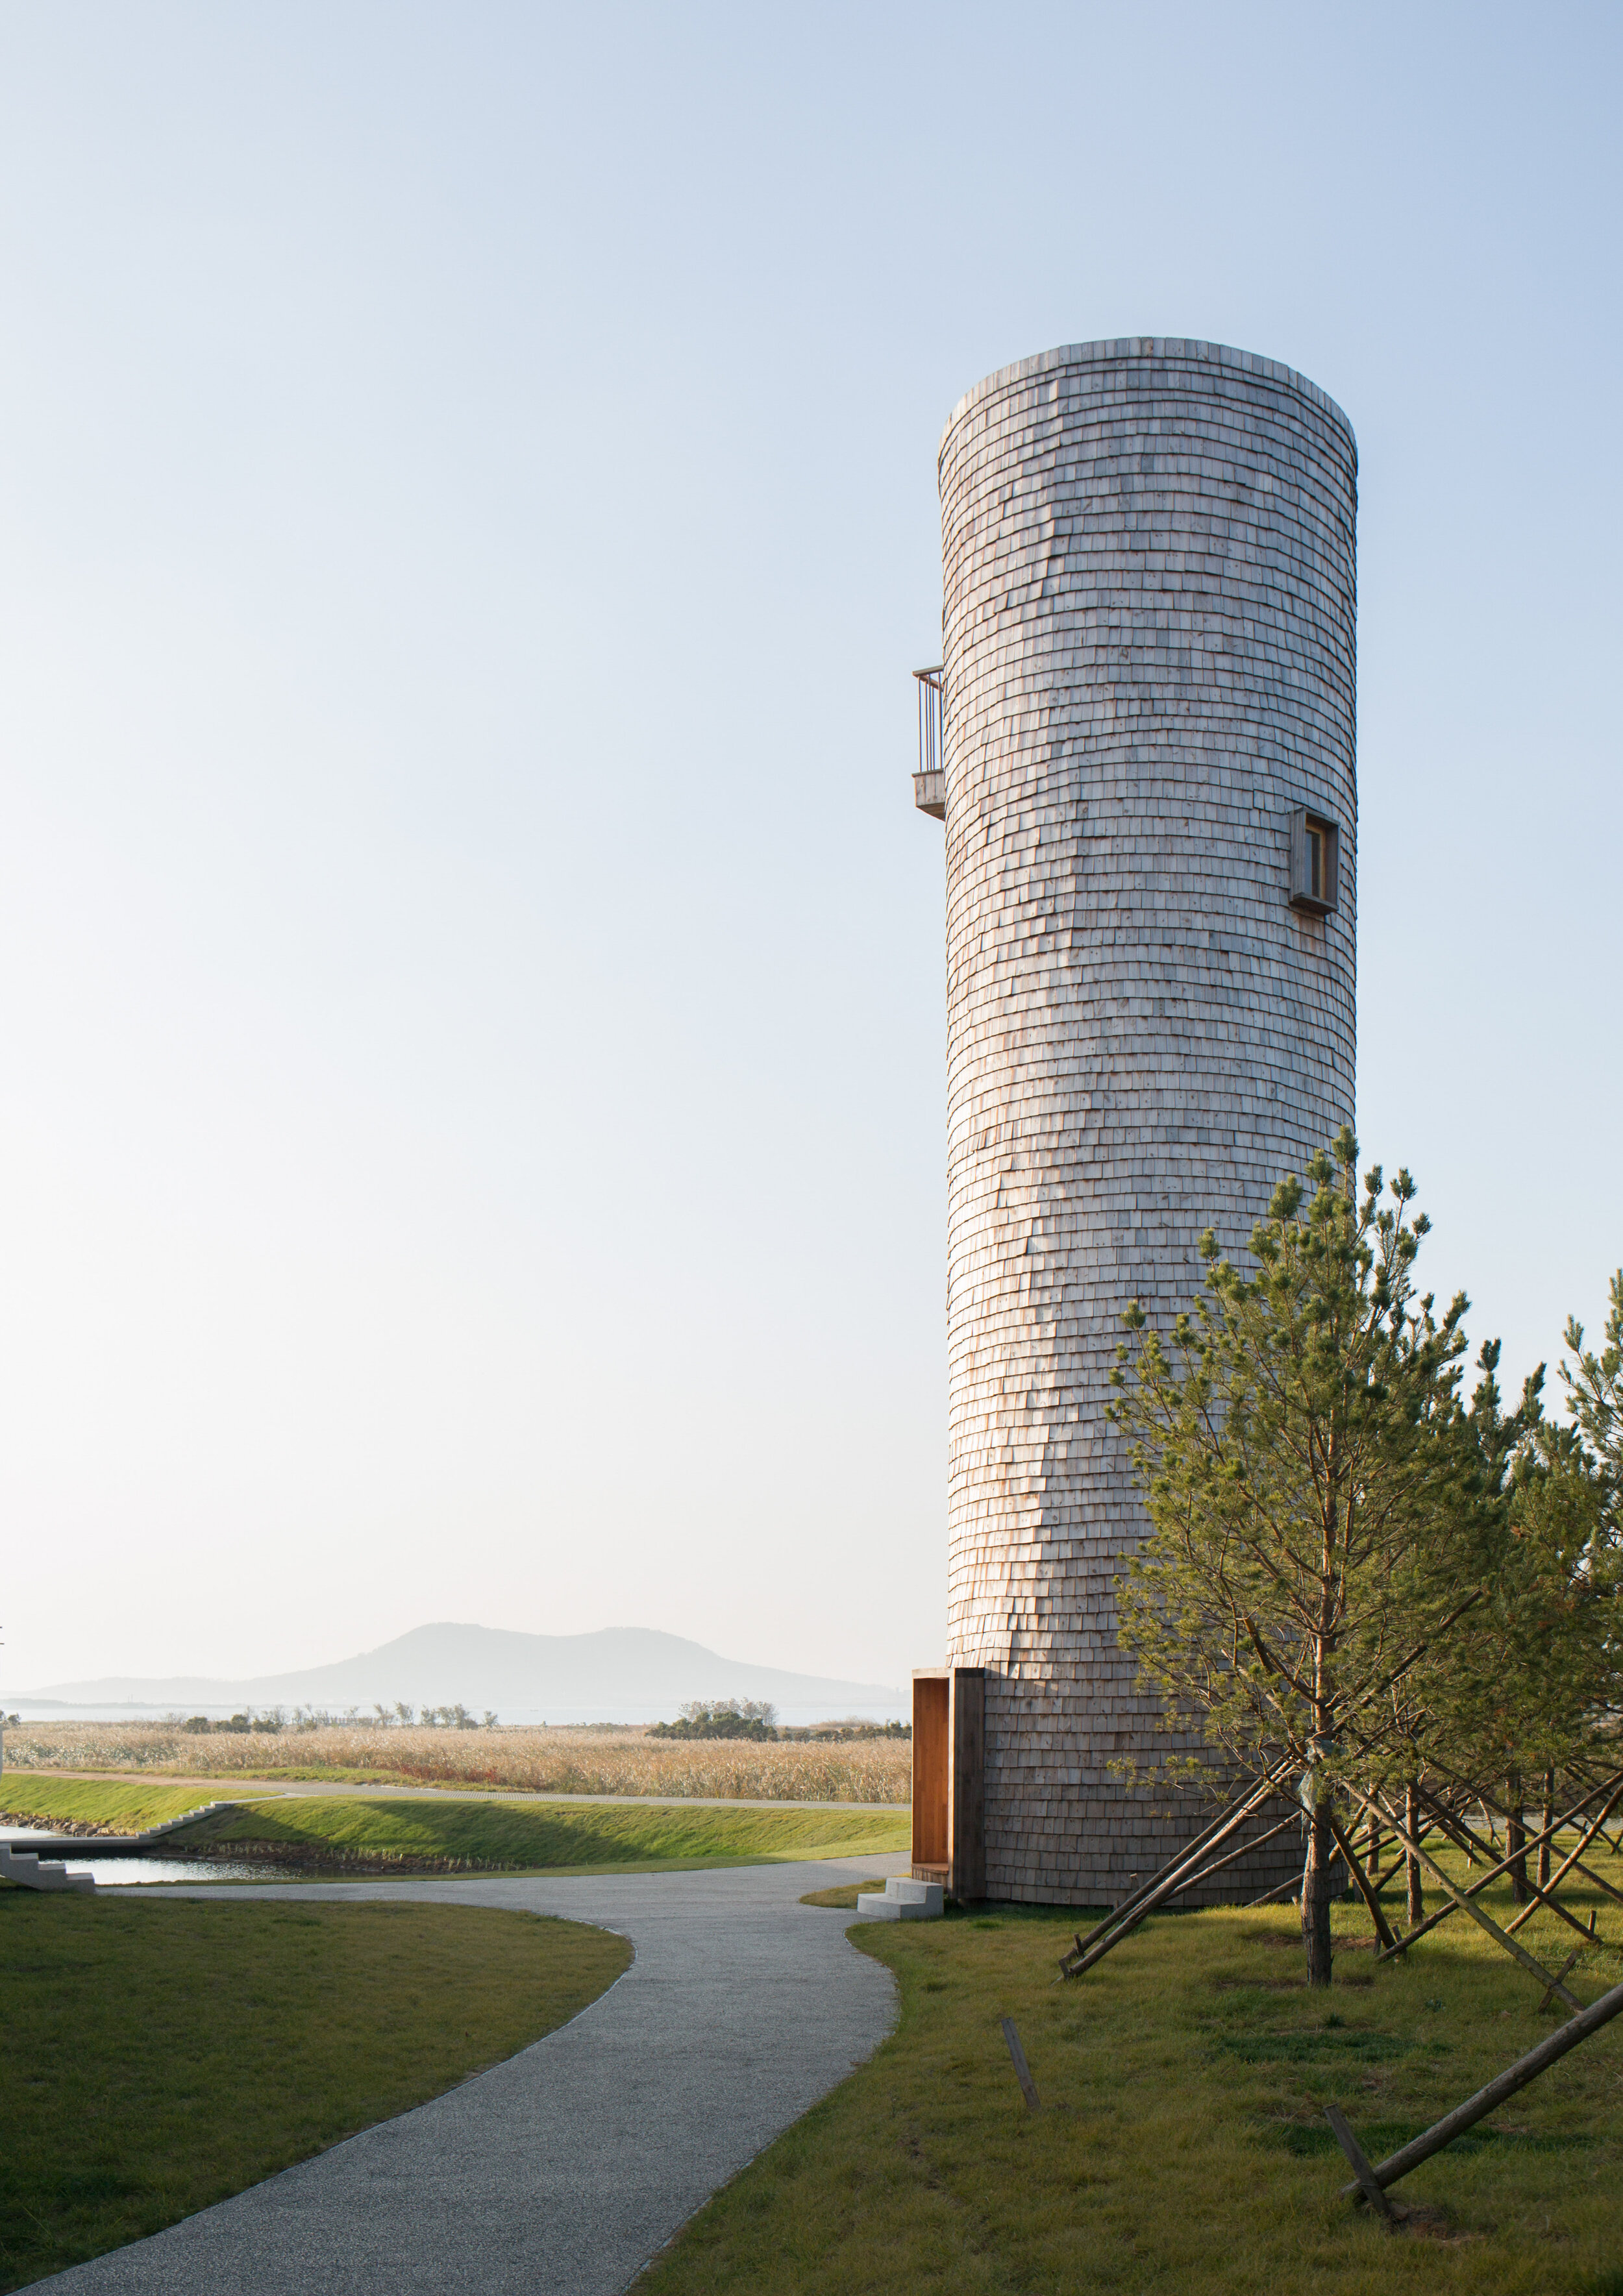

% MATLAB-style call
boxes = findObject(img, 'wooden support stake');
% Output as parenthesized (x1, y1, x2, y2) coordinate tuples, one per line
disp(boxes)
(1381, 1770, 1623, 1959)
(1328, 1809, 1400, 1953)
(1060, 1794, 1260, 1965)
(1556, 1856, 1623, 1909)
(1164, 1810, 1302, 1900)
(1538, 1953, 1580, 2014)
(1059, 1766, 1293, 1979)
(1504, 1775, 1623, 1936)
(1324, 2104, 1394, 2221)
(1244, 1871, 1300, 1910)
(1340, 1779, 1581, 2013)
(1000, 2018, 1041, 2112)
(1339, 1977, 1623, 2198)
(1363, 1833, 1439, 1903)
(1072, 1768, 1294, 1942)
(1416, 1781, 1615, 1953)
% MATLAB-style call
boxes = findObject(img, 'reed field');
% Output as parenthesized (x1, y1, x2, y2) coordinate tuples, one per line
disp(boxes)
(3, 1722, 911, 1803)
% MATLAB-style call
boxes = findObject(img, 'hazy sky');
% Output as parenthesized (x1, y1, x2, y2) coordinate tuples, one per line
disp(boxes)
(1, 3, 1618, 1696)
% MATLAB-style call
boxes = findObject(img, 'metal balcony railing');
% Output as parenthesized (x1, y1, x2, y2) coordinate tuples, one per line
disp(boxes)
(913, 667, 945, 819)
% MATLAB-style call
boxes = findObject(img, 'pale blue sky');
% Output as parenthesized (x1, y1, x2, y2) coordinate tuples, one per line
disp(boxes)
(1, 3, 1618, 1694)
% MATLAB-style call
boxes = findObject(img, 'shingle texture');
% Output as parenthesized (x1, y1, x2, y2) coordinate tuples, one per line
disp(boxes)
(937, 339, 1357, 1903)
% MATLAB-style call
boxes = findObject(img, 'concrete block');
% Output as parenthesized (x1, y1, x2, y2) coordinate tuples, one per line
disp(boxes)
(856, 1878, 945, 1921)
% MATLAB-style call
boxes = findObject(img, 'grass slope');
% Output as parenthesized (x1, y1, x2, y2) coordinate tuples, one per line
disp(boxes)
(0, 1778, 221, 1832)
(0, 1894, 628, 2292)
(188, 1793, 909, 1871)
(639, 1854, 1623, 2295)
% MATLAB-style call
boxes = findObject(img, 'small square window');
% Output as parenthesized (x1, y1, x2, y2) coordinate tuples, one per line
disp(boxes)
(1289, 808, 1339, 917)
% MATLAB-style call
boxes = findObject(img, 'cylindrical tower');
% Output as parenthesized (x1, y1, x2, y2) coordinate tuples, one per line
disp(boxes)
(937, 338, 1357, 1903)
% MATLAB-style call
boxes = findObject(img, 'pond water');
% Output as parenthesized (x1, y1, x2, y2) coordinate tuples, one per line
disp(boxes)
(71, 1857, 298, 1886)
(4, 1831, 297, 1886)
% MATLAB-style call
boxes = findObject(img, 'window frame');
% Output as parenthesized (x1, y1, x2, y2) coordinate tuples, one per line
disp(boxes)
(1289, 806, 1339, 917)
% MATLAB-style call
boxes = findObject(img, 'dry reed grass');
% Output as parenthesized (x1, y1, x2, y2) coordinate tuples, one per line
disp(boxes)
(5, 1722, 911, 1803)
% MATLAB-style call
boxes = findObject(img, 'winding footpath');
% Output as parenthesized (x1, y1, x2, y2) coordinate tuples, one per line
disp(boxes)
(43, 1855, 906, 2296)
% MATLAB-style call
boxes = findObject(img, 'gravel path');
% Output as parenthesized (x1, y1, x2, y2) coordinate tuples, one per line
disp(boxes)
(40, 1854, 908, 2295)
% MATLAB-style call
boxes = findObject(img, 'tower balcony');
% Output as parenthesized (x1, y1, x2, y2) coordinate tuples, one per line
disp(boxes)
(913, 666, 945, 818)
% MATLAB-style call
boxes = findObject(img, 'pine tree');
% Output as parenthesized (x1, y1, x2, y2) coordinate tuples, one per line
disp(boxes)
(1562, 1270, 1623, 1548)
(1109, 1132, 1482, 1986)
(1415, 1353, 1617, 1833)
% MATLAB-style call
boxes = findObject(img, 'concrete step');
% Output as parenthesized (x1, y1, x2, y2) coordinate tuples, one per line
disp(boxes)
(0, 1799, 234, 1859)
(136, 1801, 235, 1842)
(0, 1842, 95, 1894)
(856, 1876, 943, 1921)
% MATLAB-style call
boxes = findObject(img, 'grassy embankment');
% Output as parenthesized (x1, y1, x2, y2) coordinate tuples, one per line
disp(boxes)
(0, 1894, 628, 2293)
(5, 1777, 908, 1871)
(178, 1794, 908, 1873)
(641, 1848, 1623, 2295)
(0, 1778, 230, 1833)
(0, 1779, 908, 1872)
(4, 1720, 911, 1801)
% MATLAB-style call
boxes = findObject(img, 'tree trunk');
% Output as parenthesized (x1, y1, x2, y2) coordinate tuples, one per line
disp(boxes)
(1507, 1773, 1529, 1906)
(1365, 1797, 1381, 1873)
(1538, 1770, 1554, 1893)
(1405, 1779, 1424, 1927)
(1301, 1798, 1336, 1987)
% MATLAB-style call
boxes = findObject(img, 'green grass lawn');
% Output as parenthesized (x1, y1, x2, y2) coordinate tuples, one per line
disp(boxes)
(182, 1792, 910, 1872)
(0, 1892, 628, 2293)
(0, 1777, 226, 1831)
(639, 1852, 1623, 2295)
(800, 1879, 887, 1908)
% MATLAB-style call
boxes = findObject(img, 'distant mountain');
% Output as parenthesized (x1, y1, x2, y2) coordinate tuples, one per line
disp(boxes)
(21, 1623, 904, 1723)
